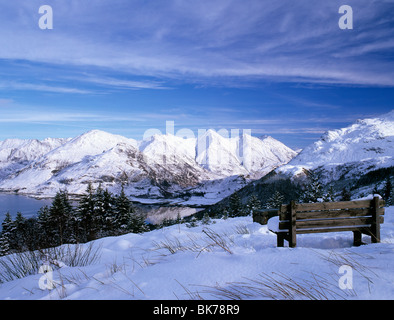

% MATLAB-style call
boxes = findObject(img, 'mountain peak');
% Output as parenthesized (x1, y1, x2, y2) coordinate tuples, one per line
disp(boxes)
(0, 128, 297, 198)
(279, 111, 394, 179)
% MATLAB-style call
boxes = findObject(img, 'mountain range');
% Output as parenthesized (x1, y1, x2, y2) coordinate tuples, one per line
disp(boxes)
(277, 110, 394, 183)
(1, 110, 392, 207)
(203, 110, 394, 215)
(0, 129, 296, 204)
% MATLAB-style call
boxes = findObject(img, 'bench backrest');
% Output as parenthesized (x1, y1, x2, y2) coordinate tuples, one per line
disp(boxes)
(278, 197, 385, 234)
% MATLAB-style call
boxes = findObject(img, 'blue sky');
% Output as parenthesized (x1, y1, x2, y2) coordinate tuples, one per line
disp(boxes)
(0, 0, 393, 149)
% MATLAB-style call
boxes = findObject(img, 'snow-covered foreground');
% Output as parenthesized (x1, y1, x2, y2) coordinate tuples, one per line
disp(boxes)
(1, 207, 393, 300)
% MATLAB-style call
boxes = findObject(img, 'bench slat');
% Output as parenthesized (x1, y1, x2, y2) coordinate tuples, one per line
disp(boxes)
(279, 200, 385, 220)
(279, 215, 384, 230)
(295, 207, 384, 220)
(296, 199, 385, 211)
(294, 226, 371, 234)
(271, 197, 384, 247)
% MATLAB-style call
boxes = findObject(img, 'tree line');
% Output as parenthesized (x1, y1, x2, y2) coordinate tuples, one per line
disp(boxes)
(203, 170, 394, 223)
(0, 184, 148, 256)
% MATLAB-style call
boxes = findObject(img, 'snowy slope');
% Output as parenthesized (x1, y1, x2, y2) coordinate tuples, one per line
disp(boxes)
(195, 129, 296, 178)
(243, 134, 297, 178)
(277, 110, 394, 181)
(0, 138, 68, 180)
(0, 129, 295, 201)
(0, 198, 393, 300)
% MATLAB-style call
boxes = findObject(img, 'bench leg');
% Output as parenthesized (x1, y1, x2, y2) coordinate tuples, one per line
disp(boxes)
(289, 236, 296, 248)
(289, 200, 297, 248)
(353, 231, 362, 246)
(277, 234, 284, 247)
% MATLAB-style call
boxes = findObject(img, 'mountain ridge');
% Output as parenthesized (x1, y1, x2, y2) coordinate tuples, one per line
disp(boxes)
(0, 129, 296, 204)
(277, 110, 394, 182)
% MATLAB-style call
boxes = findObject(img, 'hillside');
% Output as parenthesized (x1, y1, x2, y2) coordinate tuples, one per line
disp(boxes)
(0, 130, 296, 204)
(0, 200, 393, 300)
(203, 111, 394, 214)
(278, 110, 394, 182)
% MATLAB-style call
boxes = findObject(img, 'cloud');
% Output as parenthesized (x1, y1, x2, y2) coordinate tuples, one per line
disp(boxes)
(69, 75, 171, 90)
(0, 81, 93, 94)
(0, 0, 393, 87)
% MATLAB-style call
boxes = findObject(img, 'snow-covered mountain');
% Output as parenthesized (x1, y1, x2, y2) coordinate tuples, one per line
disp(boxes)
(277, 110, 394, 183)
(0, 129, 296, 202)
(0, 138, 70, 180)
(193, 129, 296, 178)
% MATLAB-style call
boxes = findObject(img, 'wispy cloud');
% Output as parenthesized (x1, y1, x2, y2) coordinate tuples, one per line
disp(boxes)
(0, 0, 393, 87)
(68, 75, 171, 90)
(0, 81, 93, 94)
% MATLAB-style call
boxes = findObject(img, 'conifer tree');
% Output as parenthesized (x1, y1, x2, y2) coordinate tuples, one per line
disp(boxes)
(322, 186, 336, 202)
(48, 189, 73, 245)
(228, 193, 244, 217)
(77, 183, 98, 242)
(128, 210, 149, 233)
(93, 184, 107, 237)
(114, 185, 134, 234)
(265, 191, 284, 209)
(201, 212, 212, 225)
(101, 188, 116, 235)
(37, 205, 51, 248)
(23, 218, 39, 251)
(13, 212, 27, 252)
(340, 187, 351, 201)
(300, 173, 323, 203)
(222, 207, 229, 220)
(246, 194, 262, 215)
(383, 177, 393, 206)
(0, 212, 14, 256)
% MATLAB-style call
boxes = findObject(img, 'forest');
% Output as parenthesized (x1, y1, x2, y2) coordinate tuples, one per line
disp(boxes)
(0, 184, 148, 256)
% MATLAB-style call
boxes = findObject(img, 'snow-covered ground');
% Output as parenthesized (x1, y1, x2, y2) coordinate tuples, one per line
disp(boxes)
(0, 205, 393, 300)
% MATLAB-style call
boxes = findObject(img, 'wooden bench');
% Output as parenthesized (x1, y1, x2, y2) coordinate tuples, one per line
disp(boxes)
(265, 197, 385, 248)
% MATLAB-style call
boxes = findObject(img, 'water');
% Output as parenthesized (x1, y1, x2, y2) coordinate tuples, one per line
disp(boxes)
(139, 205, 202, 225)
(0, 193, 52, 221)
(0, 193, 202, 228)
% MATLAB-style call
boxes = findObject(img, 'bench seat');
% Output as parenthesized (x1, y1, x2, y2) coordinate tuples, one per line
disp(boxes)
(265, 197, 385, 248)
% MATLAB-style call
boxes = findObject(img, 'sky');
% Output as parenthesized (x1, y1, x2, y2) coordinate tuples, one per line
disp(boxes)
(0, 0, 393, 150)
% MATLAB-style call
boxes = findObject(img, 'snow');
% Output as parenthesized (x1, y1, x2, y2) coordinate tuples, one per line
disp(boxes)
(0, 129, 295, 204)
(267, 215, 282, 232)
(0, 112, 393, 300)
(1, 206, 393, 300)
(277, 110, 394, 184)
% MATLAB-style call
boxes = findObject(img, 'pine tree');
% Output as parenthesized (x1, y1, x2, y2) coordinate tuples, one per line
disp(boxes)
(48, 189, 74, 245)
(300, 173, 323, 203)
(114, 185, 134, 234)
(37, 205, 51, 248)
(13, 212, 27, 252)
(340, 187, 351, 201)
(383, 177, 393, 206)
(222, 207, 229, 220)
(128, 210, 149, 233)
(201, 212, 212, 225)
(101, 188, 116, 235)
(23, 218, 39, 251)
(186, 215, 198, 228)
(322, 186, 336, 202)
(246, 194, 262, 215)
(228, 193, 243, 217)
(0, 212, 14, 256)
(77, 183, 98, 242)
(93, 184, 107, 237)
(265, 191, 284, 209)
